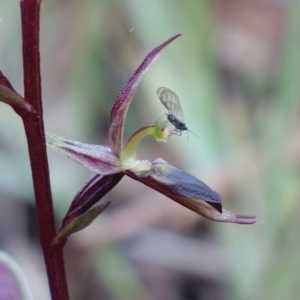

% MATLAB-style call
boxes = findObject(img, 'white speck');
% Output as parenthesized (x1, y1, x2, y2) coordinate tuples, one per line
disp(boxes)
(129, 28, 134, 32)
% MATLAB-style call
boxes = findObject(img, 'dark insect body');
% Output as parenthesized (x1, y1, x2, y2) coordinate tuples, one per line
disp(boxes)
(157, 87, 197, 137)
(167, 113, 187, 135)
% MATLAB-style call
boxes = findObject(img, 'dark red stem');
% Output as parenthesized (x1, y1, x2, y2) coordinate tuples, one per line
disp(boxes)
(20, 1, 69, 299)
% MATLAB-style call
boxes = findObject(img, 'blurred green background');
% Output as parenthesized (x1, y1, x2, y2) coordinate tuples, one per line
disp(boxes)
(1, 0, 300, 299)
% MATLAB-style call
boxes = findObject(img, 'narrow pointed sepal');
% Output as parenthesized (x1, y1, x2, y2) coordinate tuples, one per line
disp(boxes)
(55, 173, 124, 244)
(0, 71, 35, 117)
(63, 173, 124, 226)
(53, 201, 111, 246)
(109, 34, 181, 155)
(47, 134, 122, 175)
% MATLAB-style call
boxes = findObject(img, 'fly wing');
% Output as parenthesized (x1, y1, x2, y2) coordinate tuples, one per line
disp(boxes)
(157, 87, 185, 123)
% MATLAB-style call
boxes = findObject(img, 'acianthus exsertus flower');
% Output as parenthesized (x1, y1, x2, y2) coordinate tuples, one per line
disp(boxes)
(47, 34, 256, 245)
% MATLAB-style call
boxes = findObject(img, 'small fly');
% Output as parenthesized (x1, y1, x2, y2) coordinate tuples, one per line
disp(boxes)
(157, 87, 197, 137)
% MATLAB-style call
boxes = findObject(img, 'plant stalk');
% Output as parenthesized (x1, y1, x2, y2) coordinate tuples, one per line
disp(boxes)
(20, 0, 69, 299)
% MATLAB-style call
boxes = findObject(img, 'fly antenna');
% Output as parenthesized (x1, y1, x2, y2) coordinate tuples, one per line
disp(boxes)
(187, 128, 199, 139)
(154, 113, 167, 124)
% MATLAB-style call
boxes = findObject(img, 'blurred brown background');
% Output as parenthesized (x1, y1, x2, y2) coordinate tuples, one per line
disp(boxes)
(1, 0, 300, 299)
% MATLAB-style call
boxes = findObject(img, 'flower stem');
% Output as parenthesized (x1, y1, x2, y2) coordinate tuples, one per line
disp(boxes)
(121, 121, 168, 170)
(20, 1, 69, 299)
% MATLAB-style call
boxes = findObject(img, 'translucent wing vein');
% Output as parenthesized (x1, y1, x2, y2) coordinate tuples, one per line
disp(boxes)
(157, 87, 185, 123)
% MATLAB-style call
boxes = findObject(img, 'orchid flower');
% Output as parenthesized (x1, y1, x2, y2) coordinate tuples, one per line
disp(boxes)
(45, 34, 255, 245)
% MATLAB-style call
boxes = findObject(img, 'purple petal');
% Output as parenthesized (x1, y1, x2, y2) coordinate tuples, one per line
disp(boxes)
(151, 160, 222, 212)
(126, 160, 222, 212)
(48, 135, 121, 174)
(53, 202, 111, 245)
(54, 173, 124, 244)
(109, 34, 181, 155)
(126, 160, 256, 224)
(0, 251, 32, 300)
(64, 173, 124, 224)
